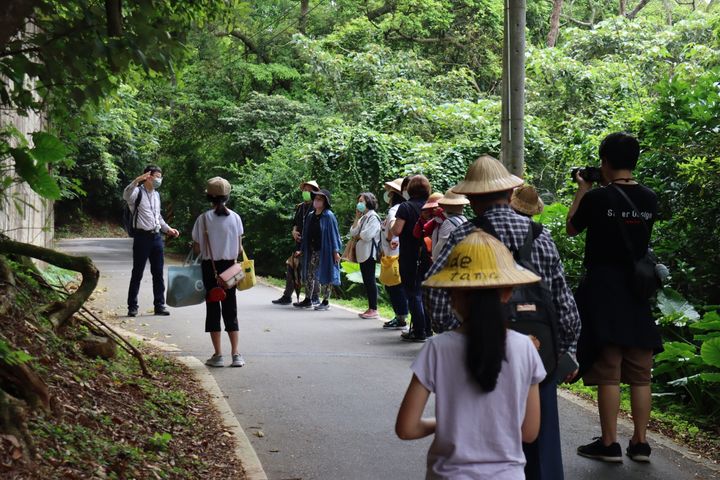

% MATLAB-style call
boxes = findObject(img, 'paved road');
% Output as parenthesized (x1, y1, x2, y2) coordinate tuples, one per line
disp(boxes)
(59, 238, 718, 480)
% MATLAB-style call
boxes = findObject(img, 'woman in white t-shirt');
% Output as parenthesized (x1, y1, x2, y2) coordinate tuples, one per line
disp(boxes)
(379, 177, 409, 330)
(396, 230, 545, 480)
(192, 177, 245, 369)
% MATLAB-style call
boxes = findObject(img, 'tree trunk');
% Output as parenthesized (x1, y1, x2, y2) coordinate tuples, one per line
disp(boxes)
(501, 0, 526, 176)
(0, 239, 99, 330)
(0, 358, 50, 411)
(619, 0, 626, 16)
(367, 1, 397, 21)
(299, 0, 309, 34)
(547, 0, 564, 47)
(626, 0, 652, 19)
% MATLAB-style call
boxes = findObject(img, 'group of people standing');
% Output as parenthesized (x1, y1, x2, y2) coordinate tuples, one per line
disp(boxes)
(124, 131, 661, 479)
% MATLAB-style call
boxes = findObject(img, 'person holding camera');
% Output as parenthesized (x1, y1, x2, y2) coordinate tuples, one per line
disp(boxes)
(567, 132, 662, 463)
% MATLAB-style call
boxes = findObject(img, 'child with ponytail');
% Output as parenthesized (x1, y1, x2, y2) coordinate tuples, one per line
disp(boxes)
(396, 229, 546, 479)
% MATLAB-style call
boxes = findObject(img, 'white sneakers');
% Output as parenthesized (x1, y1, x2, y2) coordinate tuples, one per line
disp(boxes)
(205, 353, 246, 368)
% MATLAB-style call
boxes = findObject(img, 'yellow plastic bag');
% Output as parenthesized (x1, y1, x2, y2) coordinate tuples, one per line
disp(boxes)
(379, 254, 401, 286)
(237, 250, 256, 291)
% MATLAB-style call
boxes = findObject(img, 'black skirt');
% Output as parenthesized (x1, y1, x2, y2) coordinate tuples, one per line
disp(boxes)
(574, 265, 663, 375)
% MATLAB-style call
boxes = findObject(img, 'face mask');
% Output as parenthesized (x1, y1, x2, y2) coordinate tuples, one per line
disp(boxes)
(152, 177, 162, 189)
(302, 190, 312, 202)
(402, 191, 410, 200)
(356, 202, 366, 213)
(383, 191, 391, 204)
(313, 199, 324, 210)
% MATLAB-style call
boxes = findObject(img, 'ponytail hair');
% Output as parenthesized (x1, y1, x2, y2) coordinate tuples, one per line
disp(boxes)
(206, 194, 230, 216)
(465, 289, 507, 392)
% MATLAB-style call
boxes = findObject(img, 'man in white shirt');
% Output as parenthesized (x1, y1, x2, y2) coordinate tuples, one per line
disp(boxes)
(123, 165, 179, 317)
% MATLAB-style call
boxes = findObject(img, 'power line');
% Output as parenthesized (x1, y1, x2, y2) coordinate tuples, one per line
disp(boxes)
(262, 0, 329, 46)
(251, 1, 301, 44)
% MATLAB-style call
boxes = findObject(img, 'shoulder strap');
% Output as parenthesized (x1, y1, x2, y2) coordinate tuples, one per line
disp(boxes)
(446, 215, 463, 228)
(609, 184, 649, 235)
(609, 185, 639, 260)
(203, 213, 218, 278)
(132, 187, 143, 229)
(517, 224, 535, 263)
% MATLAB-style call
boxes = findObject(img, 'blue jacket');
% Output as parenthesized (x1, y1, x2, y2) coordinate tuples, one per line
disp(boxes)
(300, 209, 343, 286)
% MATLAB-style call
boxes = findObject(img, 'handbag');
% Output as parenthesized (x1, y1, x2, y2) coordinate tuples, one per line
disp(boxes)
(237, 250, 256, 291)
(203, 215, 244, 301)
(341, 237, 358, 263)
(379, 253, 401, 286)
(610, 184, 666, 299)
(166, 251, 206, 307)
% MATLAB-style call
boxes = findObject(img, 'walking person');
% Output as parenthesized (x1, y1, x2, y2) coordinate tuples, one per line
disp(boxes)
(272, 180, 320, 306)
(381, 178, 409, 331)
(424, 189, 469, 261)
(123, 165, 179, 317)
(297, 189, 343, 311)
(424, 155, 581, 480)
(391, 174, 432, 342)
(396, 229, 545, 479)
(511, 185, 545, 218)
(349, 192, 382, 319)
(191, 177, 246, 368)
(567, 132, 662, 463)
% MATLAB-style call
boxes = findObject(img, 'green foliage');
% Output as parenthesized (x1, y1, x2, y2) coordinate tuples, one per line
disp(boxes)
(147, 432, 173, 452)
(0, 339, 32, 366)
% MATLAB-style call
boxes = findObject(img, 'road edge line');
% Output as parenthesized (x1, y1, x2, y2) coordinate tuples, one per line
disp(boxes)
(113, 326, 268, 480)
(557, 388, 719, 473)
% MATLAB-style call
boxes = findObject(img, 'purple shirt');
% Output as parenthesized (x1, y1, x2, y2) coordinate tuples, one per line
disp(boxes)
(411, 330, 546, 480)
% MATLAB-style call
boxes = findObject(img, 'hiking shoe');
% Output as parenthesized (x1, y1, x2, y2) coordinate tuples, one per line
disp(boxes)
(626, 441, 651, 462)
(314, 300, 330, 311)
(205, 354, 224, 368)
(272, 296, 292, 305)
(127, 307, 138, 317)
(359, 309, 379, 319)
(577, 438, 622, 463)
(231, 354, 246, 368)
(293, 298, 313, 308)
(383, 318, 407, 329)
(401, 331, 427, 343)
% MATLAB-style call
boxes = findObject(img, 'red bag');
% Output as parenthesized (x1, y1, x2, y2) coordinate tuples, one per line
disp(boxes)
(207, 286, 227, 303)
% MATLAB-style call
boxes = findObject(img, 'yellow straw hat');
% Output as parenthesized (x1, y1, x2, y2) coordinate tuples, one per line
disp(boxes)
(451, 155, 524, 195)
(423, 229, 541, 289)
(438, 188, 470, 206)
(384, 177, 403, 194)
(511, 185, 545, 216)
(422, 192, 444, 210)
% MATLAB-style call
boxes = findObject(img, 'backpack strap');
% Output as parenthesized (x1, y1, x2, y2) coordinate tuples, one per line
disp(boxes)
(132, 186, 143, 230)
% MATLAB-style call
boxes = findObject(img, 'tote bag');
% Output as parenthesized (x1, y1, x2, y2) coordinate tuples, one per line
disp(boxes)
(237, 250, 256, 291)
(167, 251, 206, 307)
(341, 237, 358, 264)
(379, 254, 401, 286)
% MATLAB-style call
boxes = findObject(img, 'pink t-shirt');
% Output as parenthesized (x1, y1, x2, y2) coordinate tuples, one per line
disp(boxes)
(411, 330, 546, 480)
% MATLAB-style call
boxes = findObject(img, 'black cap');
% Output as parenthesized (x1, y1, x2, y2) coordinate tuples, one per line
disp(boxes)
(311, 189, 332, 209)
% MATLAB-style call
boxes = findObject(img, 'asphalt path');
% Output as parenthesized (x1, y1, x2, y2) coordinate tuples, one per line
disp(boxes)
(58, 238, 718, 480)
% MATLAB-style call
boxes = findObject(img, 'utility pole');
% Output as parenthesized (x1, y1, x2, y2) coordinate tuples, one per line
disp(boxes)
(500, 0, 526, 177)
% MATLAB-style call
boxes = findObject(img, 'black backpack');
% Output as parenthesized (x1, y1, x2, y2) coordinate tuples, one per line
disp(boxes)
(474, 217, 560, 378)
(122, 187, 143, 237)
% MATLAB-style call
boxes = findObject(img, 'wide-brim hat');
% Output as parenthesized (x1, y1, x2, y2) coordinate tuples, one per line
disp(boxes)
(384, 177, 403, 194)
(511, 185, 544, 216)
(311, 189, 332, 209)
(438, 188, 470, 206)
(423, 229, 541, 289)
(207, 177, 231, 196)
(451, 155, 524, 195)
(300, 180, 320, 191)
(422, 192, 444, 210)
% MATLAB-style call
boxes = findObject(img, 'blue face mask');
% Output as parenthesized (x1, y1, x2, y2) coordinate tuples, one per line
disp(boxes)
(152, 177, 162, 189)
(356, 202, 366, 213)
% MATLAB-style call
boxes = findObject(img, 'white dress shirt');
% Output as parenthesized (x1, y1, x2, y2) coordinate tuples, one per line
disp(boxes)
(123, 182, 170, 233)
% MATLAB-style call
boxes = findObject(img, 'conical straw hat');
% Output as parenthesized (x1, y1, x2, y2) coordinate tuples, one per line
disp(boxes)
(384, 177, 403, 194)
(451, 155, 524, 195)
(438, 188, 470, 206)
(511, 185, 544, 216)
(423, 192, 444, 210)
(300, 180, 320, 191)
(423, 229, 540, 289)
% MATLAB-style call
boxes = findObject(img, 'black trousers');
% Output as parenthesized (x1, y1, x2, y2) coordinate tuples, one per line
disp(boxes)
(127, 231, 165, 309)
(360, 258, 378, 310)
(201, 259, 239, 332)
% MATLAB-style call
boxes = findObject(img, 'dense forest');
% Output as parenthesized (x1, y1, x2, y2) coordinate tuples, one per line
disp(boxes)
(2, 0, 719, 441)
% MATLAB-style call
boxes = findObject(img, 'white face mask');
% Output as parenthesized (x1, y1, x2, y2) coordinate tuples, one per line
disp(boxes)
(383, 191, 391, 204)
(313, 199, 324, 210)
(152, 177, 162, 189)
(402, 191, 410, 200)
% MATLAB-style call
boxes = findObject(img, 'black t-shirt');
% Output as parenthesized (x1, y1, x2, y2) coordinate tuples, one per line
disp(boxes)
(571, 183, 658, 268)
(310, 212, 322, 252)
(395, 197, 427, 275)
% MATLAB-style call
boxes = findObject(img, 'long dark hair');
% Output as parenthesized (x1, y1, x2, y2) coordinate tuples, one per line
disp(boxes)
(207, 194, 230, 216)
(465, 289, 507, 392)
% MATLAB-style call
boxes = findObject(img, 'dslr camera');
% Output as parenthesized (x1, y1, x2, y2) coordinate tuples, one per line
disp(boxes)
(571, 166, 603, 183)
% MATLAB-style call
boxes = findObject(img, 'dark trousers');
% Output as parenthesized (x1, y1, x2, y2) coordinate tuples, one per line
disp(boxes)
(403, 276, 429, 337)
(127, 232, 165, 309)
(523, 373, 564, 480)
(201, 259, 239, 332)
(359, 258, 378, 310)
(385, 284, 408, 317)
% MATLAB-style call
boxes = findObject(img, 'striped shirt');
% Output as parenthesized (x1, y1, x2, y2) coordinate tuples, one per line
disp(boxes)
(423, 204, 581, 355)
